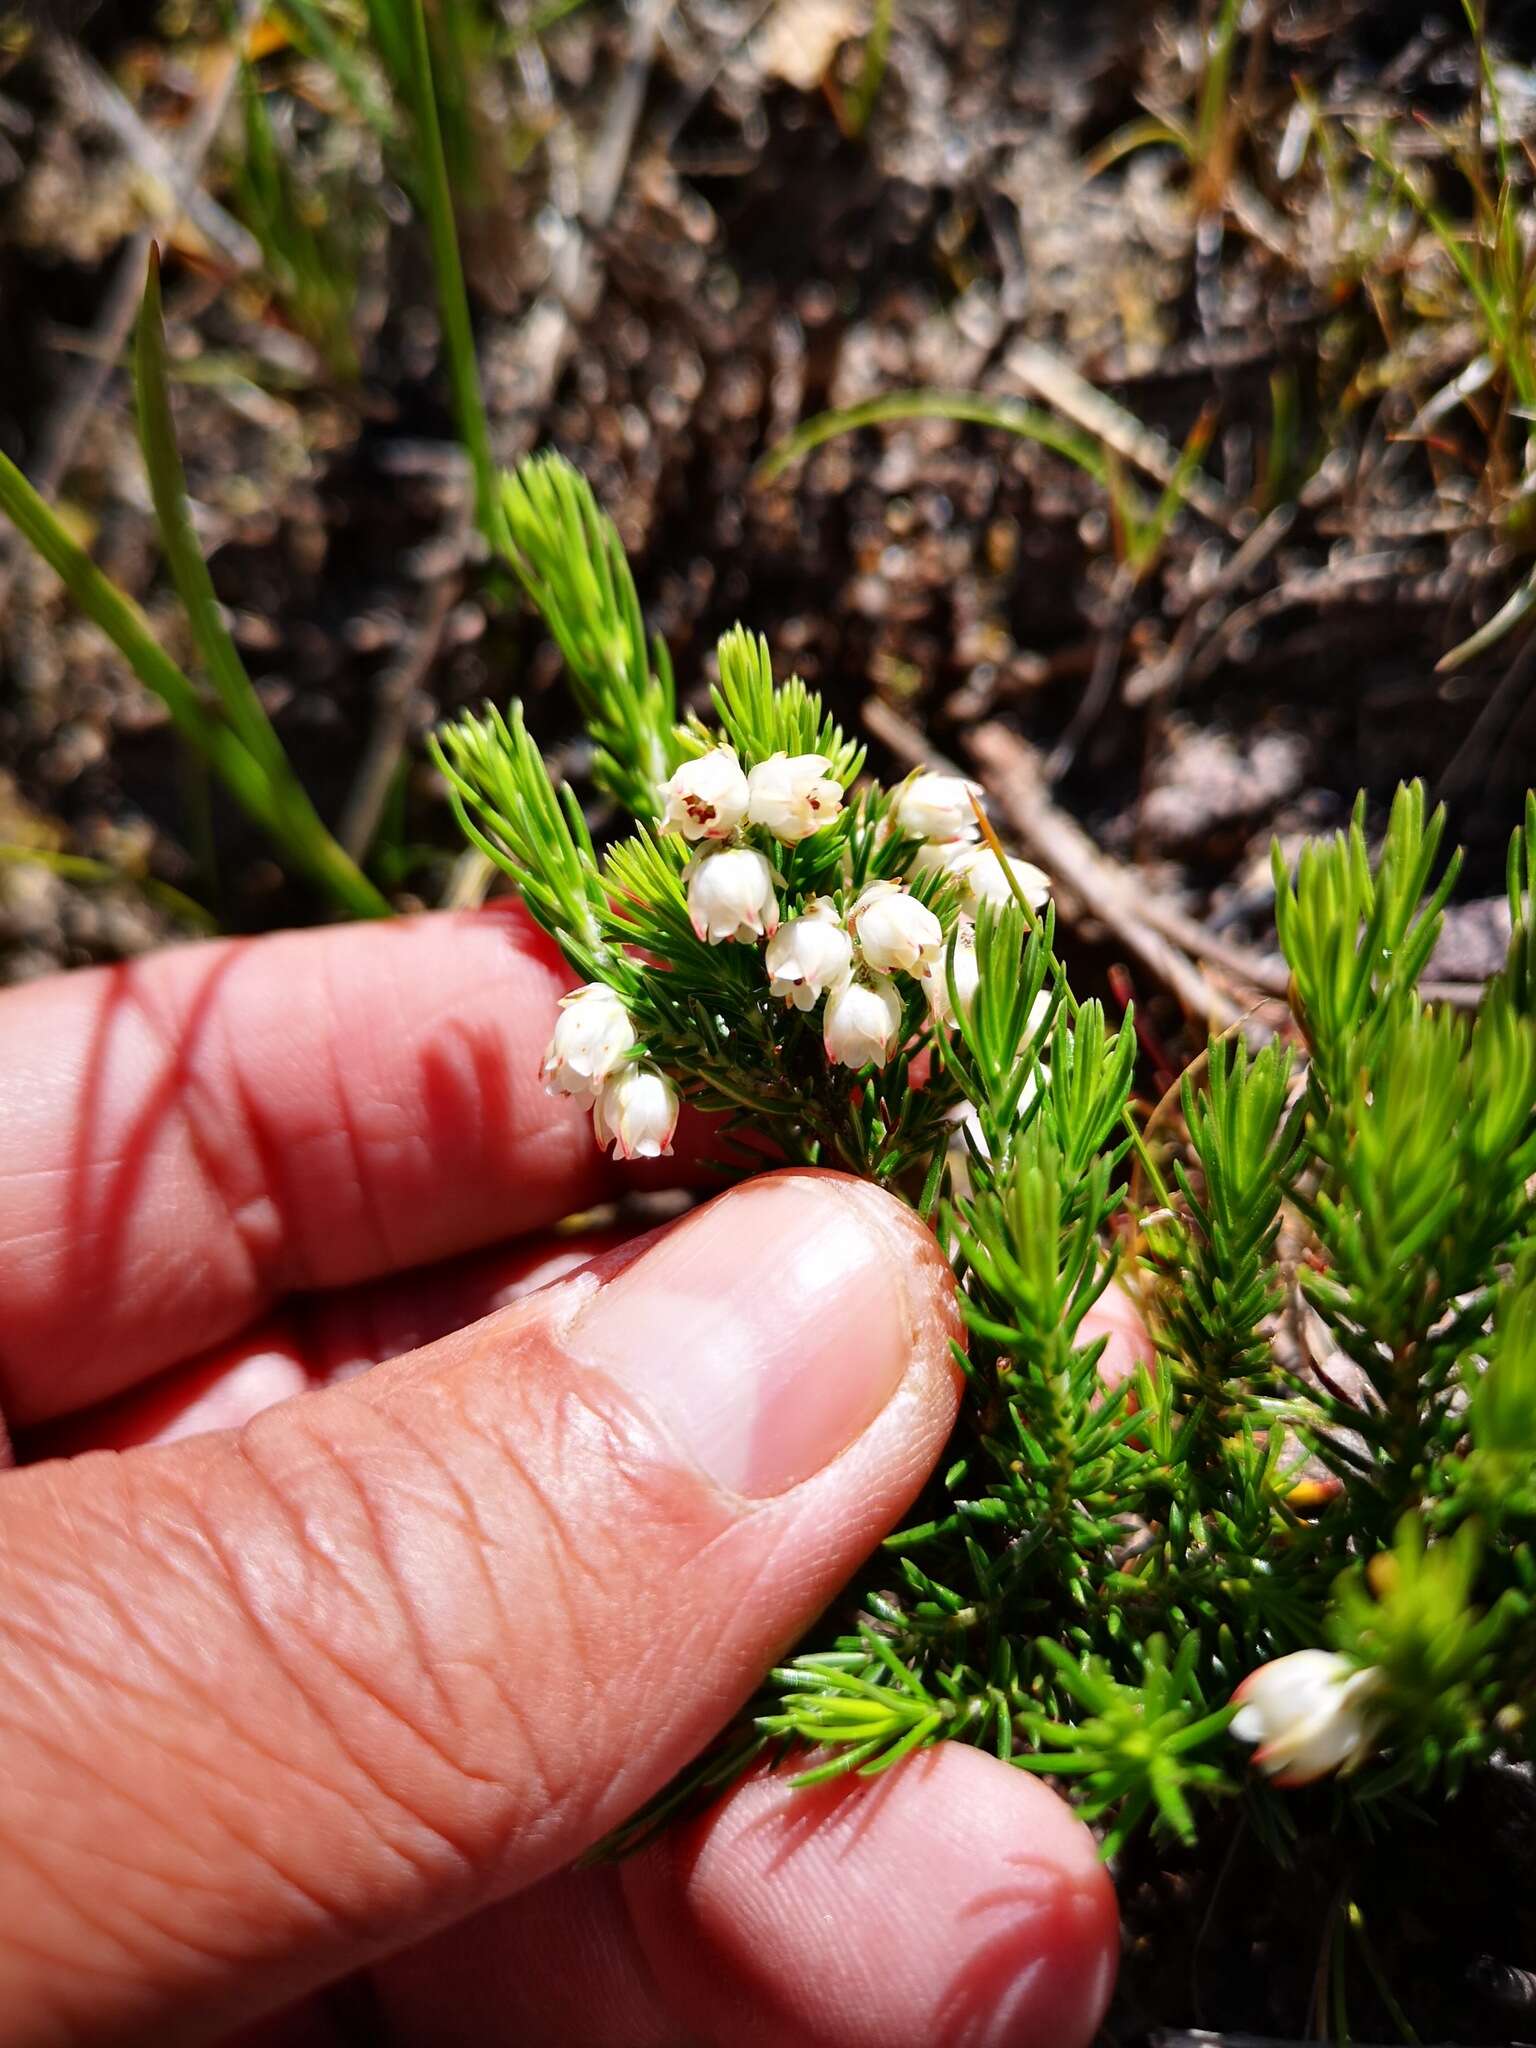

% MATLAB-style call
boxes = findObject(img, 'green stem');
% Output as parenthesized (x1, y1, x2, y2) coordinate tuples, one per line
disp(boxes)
(403, 0, 496, 540)
(0, 448, 389, 921)
(136, 250, 389, 920)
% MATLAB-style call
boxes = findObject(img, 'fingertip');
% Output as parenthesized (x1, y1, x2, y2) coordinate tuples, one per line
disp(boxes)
(624, 1744, 1118, 2048)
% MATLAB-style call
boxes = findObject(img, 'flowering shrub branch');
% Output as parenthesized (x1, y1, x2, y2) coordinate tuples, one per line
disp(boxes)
(436, 450, 1536, 1865)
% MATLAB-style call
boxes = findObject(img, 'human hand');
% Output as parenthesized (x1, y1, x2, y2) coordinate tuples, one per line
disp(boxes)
(0, 909, 1122, 2047)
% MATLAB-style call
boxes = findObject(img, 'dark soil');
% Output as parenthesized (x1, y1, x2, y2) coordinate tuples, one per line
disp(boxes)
(3, 0, 1536, 2039)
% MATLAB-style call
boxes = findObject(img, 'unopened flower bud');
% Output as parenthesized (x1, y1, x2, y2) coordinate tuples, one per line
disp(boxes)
(766, 900, 853, 1010)
(824, 976, 903, 1069)
(657, 747, 749, 842)
(894, 771, 983, 844)
(849, 881, 944, 977)
(687, 846, 779, 945)
(745, 752, 844, 844)
(539, 982, 635, 1103)
(1230, 1650, 1382, 1786)
(925, 919, 981, 1026)
(592, 1065, 680, 1161)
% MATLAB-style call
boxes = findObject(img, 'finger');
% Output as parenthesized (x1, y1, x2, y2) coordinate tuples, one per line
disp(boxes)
(1089, 1280, 1155, 1395)
(630, 1745, 1117, 2048)
(17, 1226, 638, 1458)
(0, 908, 672, 1422)
(0, 1171, 961, 2045)
(374, 1746, 1117, 2048)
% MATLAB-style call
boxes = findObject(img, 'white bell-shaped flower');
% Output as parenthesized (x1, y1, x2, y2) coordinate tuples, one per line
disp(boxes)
(925, 919, 981, 1027)
(539, 982, 635, 1103)
(910, 839, 972, 885)
(849, 881, 944, 977)
(1230, 1650, 1383, 1786)
(824, 976, 903, 1069)
(687, 846, 779, 945)
(592, 1066, 680, 1161)
(657, 747, 749, 842)
(947, 845, 1052, 915)
(765, 900, 853, 1010)
(894, 771, 983, 844)
(745, 752, 844, 844)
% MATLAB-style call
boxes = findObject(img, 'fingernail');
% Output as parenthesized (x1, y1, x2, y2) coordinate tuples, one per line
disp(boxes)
(569, 1176, 913, 1497)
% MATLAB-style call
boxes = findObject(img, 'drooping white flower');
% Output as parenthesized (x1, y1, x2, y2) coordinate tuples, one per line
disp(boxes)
(894, 771, 983, 844)
(1229, 1650, 1383, 1786)
(849, 881, 944, 977)
(925, 918, 981, 1026)
(592, 1066, 680, 1161)
(745, 752, 844, 844)
(687, 846, 779, 945)
(766, 900, 853, 1010)
(945, 1105, 989, 1201)
(539, 982, 636, 1103)
(824, 976, 903, 1069)
(657, 747, 749, 842)
(910, 839, 973, 886)
(947, 844, 1052, 915)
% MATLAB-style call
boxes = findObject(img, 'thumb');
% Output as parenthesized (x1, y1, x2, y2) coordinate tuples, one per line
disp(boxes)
(0, 1171, 960, 2045)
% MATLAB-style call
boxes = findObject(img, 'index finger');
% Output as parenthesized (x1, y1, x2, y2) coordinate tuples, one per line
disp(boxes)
(0, 907, 625, 1422)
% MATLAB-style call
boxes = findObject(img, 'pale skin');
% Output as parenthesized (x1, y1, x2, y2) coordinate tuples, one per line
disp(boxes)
(0, 906, 1140, 2047)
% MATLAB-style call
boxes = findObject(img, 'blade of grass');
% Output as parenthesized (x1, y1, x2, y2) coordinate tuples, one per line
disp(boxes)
(134, 249, 389, 918)
(1437, 566, 1536, 671)
(1080, 113, 1194, 182)
(1125, 405, 1217, 580)
(0, 450, 274, 817)
(1194, 0, 1245, 165)
(0, 447, 393, 917)
(846, 0, 893, 139)
(398, 0, 496, 538)
(754, 389, 1116, 490)
(276, 0, 395, 137)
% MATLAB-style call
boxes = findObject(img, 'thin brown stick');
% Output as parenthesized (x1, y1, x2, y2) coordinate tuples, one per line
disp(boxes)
(964, 719, 1246, 1028)
(867, 703, 1487, 1021)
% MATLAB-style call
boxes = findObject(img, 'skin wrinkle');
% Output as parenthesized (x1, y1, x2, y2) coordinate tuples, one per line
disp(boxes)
(242, 1372, 648, 1857)
(361, 1394, 528, 1739)
(181, 1434, 500, 1907)
(190, 1482, 487, 1920)
(268, 1412, 469, 1746)
(3, 1465, 467, 1966)
(216, 1425, 509, 1851)
(0, 1679, 361, 1964)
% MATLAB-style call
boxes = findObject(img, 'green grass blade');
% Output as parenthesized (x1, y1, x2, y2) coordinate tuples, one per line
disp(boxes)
(847, 0, 892, 138)
(0, 449, 273, 815)
(133, 250, 389, 919)
(276, 0, 395, 137)
(754, 389, 1114, 489)
(136, 248, 287, 777)
(400, 0, 496, 538)
(1437, 566, 1536, 671)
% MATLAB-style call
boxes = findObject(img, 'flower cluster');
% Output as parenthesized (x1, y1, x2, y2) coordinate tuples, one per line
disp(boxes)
(540, 982, 679, 1160)
(655, 752, 1052, 1072)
